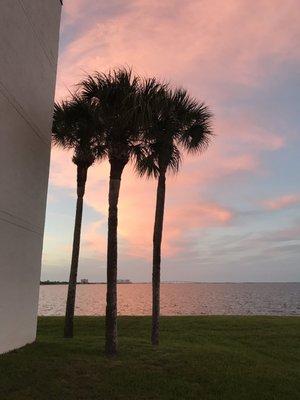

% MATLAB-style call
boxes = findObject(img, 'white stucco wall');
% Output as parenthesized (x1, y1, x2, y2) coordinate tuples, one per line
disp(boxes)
(0, 0, 61, 354)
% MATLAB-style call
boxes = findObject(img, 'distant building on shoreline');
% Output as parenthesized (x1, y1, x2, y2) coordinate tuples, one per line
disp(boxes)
(117, 279, 132, 284)
(80, 278, 89, 284)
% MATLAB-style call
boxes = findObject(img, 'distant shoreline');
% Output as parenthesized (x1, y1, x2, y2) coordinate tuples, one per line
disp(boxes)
(40, 281, 300, 285)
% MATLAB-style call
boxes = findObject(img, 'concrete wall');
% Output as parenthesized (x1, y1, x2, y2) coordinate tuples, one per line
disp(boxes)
(0, 0, 61, 354)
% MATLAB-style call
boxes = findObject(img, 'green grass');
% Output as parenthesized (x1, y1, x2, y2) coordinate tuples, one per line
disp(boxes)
(0, 316, 299, 399)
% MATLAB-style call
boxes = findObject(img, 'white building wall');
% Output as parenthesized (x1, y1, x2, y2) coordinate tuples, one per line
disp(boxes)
(0, 0, 61, 354)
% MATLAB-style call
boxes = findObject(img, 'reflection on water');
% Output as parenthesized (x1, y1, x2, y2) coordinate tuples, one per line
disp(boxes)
(38, 283, 300, 316)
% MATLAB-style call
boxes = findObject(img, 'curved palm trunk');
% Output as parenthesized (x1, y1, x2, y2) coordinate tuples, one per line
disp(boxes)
(105, 160, 126, 357)
(151, 170, 166, 346)
(64, 165, 87, 338)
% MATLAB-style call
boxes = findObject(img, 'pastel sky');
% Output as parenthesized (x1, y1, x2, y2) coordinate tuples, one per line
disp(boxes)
(42, 0, 300, 282)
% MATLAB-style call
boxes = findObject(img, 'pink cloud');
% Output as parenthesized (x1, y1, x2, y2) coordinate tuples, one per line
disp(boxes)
(56, 0, 300, 100)
(263, 194, 300, 210)
(162, 202, 233, 256)
(49, 147, 234, 260)
(81, 221, 107, 258)
(215, 117, 285, 152)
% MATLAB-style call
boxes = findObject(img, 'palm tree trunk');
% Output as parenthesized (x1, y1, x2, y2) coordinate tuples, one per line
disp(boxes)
(151, 170, 166, 346)
(64, 165, 87, 338)
(105, 160, 126, 356)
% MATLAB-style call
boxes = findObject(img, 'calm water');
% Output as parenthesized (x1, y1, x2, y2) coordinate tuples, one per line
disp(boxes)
(38, 283, 300, 316)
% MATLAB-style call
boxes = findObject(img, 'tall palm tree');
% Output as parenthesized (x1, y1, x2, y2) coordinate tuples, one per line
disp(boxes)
(80, 68, 151, 356)
(52, 95, 103, 338)
(136, 85, 213, 345)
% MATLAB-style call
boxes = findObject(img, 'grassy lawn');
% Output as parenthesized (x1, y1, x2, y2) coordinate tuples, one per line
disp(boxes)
(0, 316, 299, 400)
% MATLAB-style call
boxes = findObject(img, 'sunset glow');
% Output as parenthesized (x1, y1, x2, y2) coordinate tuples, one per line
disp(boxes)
(42, 0, 300, 282)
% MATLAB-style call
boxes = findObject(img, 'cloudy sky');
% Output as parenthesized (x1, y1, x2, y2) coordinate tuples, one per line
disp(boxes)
(42, 0, 300, 282)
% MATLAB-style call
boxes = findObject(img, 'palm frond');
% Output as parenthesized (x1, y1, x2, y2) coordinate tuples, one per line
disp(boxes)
(135, 81, 213, 178)
(52, 92, 105, 166)
(79, 68, 147, 163)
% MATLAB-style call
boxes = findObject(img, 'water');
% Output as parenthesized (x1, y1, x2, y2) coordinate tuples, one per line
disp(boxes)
(38, 283, 300, 316)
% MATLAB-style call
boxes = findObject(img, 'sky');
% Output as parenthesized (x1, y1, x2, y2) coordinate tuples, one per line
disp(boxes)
(42, 0, 300, 282)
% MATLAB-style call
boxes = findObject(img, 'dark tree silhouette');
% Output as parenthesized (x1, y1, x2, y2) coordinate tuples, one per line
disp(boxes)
(52, 95, 103, 338)
(80, 68, 153, 356)
(136, 85, 213, 345)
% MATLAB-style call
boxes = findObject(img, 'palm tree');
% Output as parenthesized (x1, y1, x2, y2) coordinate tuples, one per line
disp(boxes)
(136, 85, 213, 345)
(80, 68, 151, 356)
(52, 94, 103, 338)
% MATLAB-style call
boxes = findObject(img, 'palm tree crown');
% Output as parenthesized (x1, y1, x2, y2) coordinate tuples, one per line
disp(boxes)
(80, 68, 149, 174)
(52, 94, 103, 168)
(136, 85, 213, 177)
